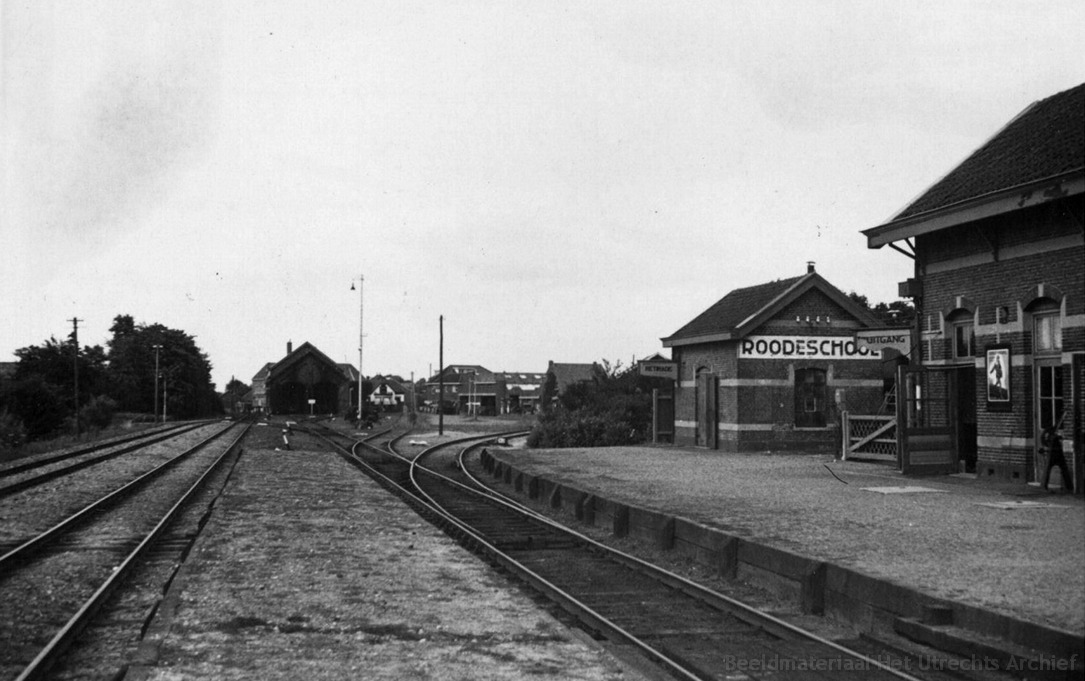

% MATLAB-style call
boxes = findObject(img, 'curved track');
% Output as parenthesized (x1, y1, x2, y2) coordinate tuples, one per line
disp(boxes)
(0, 421, 249, 681)
(311, 423, 948, 681)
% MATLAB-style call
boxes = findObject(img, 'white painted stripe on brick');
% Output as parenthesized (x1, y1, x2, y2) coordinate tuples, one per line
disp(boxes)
(679, 380, 695, 388)
(718, 423, 775, 431)
(977, 436, 1033, 448)
(676, 420, 776, 432)
(831, 379, 883, 387)
(718, 378, 790, 387)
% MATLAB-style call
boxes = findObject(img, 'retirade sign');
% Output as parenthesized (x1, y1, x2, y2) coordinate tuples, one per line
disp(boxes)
(739, 335, 880, 360)
(639, 362, 678, 380)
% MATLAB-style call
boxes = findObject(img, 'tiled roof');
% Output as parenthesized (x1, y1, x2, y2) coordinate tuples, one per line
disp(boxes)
(664, 276, 804, 342)
(252, 362, 275, 382)
(338, 363, 360, 381)
(896, 83, 1084, 219)
(547, 362, 599, 391)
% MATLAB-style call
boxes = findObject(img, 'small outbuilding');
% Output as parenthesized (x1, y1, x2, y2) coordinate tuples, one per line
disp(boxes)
(662, 264, 887, 452)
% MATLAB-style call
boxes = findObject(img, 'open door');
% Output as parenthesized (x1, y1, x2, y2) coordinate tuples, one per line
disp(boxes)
(897, 365, 957, 475)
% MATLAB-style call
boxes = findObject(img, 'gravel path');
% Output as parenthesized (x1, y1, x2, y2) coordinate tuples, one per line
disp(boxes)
(491, 446, 1085, 636)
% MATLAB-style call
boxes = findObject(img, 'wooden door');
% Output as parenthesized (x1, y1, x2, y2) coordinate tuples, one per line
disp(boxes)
(897, 365, 957, 475)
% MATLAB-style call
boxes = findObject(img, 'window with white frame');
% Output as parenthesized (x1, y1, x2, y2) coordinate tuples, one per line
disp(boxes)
(953, 321, 975, 360)
(1034, 313, 1062, 355)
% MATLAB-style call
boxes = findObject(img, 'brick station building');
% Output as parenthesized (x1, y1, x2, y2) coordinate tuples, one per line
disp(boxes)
(863, 82, 1083, 491)
(662, 264, 889, 452)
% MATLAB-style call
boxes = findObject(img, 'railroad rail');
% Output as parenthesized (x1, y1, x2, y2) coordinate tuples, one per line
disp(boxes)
(0, 421, 210, 498)
(0, 420, 249, 681)
(309, 423, 950, 681)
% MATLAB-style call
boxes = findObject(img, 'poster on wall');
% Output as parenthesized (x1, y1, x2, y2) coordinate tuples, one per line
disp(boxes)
(985, 344, 1012, 411)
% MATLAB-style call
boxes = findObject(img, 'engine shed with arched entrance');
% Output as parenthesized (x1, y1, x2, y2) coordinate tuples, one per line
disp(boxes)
(259, 341, 354, 416)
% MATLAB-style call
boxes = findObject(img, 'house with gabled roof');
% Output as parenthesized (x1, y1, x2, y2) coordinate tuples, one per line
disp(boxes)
(420, 365, 491, 413)
(497, 371, 547, 413)
(369, 374, 408, 410)
(863, 82, 1083, 490)
(661, 264, 885, 452)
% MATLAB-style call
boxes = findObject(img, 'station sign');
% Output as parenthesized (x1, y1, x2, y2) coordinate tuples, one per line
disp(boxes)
(639, 361, 678, 380)
(738, 335, 880, 360)
(855, 330, 911, 357)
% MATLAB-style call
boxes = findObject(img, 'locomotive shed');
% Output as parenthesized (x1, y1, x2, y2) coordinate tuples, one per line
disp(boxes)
(108, 423, 651, 681)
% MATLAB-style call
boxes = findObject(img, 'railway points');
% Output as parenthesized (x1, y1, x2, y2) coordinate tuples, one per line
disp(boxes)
(2, 414, 1079, 680)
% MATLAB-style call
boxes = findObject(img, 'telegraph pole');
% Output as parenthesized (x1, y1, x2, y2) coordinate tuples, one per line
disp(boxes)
(351, 275, 365, 422)
(70, 318, 83, 435)
(438, 315, 444, 436)
(152, 344, 163, 423)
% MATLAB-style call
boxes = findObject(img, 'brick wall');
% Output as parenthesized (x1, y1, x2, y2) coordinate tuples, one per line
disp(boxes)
(672, 295, 883, 452)
(915, 198, 1084, 482)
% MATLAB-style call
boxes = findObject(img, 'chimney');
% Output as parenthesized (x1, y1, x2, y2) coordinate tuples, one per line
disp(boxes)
(807, 261, 816, 274)
(287, 340, 293, 355)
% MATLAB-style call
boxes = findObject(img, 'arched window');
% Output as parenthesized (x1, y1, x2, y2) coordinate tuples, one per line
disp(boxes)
(795, 368, 827, 427)
(946, 309, 975, 361)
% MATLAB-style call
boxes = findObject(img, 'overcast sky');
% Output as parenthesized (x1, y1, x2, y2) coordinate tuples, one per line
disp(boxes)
(3, 1, 1084, 390)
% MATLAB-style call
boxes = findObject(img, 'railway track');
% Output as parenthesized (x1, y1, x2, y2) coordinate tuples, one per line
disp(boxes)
(309, 423, 974, 681)
(0, 421, 210, 498)
(0, 420, 249, 681)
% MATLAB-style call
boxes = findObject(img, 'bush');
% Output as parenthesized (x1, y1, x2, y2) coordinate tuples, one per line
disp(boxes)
(527, 409, 643, 449)
(80, 395, 118, 431)
(528, 360, 653, 449)
(0, 409, 28, 453)
(0, 376, 69, 440)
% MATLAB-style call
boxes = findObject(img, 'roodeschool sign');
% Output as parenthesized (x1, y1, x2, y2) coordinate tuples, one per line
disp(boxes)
(738, 336, 881, 360)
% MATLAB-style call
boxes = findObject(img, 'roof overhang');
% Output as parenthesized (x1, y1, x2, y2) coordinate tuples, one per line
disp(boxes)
(864, 170, 1084, 248)
(661, 331, 735, 348)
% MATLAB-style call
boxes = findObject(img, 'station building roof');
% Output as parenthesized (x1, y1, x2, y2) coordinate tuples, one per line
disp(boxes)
(865, 82, 1084, 248)
(662, 268, 878, 348)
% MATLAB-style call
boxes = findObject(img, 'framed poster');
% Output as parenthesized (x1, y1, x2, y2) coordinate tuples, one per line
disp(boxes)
(985, 344, 1012, 411)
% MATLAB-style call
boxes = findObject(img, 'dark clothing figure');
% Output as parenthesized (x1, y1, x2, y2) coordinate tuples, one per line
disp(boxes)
(1041, 427, 1072, 493)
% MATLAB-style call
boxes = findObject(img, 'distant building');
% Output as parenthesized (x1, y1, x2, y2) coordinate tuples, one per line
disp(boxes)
(542, 361, 600, 410)
(369, 375, 407, 409)
(420, 365, 489, 413)
(497, 371, 547, 413)
(420, 365, 547, 414)
(662, 264, 885, 452)
(863, 82, 1083, 488)
(250, 341, 357, 416)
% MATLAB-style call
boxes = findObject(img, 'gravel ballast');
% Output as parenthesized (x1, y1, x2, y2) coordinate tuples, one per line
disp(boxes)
(128, 439, 650, 680)
(488, 445, 1085, 636)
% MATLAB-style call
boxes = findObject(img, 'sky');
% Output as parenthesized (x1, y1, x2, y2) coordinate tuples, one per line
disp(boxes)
(3, 1, 1084, 391)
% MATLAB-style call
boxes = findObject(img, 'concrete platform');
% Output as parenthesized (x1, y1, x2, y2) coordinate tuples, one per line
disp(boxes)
(480, 444, 1084, 669)
(125, 439, 653, 681)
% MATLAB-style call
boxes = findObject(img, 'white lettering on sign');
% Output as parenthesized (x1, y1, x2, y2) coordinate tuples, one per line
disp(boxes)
(738, 336, 880, 360)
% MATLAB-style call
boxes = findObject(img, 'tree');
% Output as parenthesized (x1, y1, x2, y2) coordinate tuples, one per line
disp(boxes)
(105, 315, 223, 418)
(224, 377, 250, 395)
(14, 336, 110, 404)
(848, 292, 915, 328)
